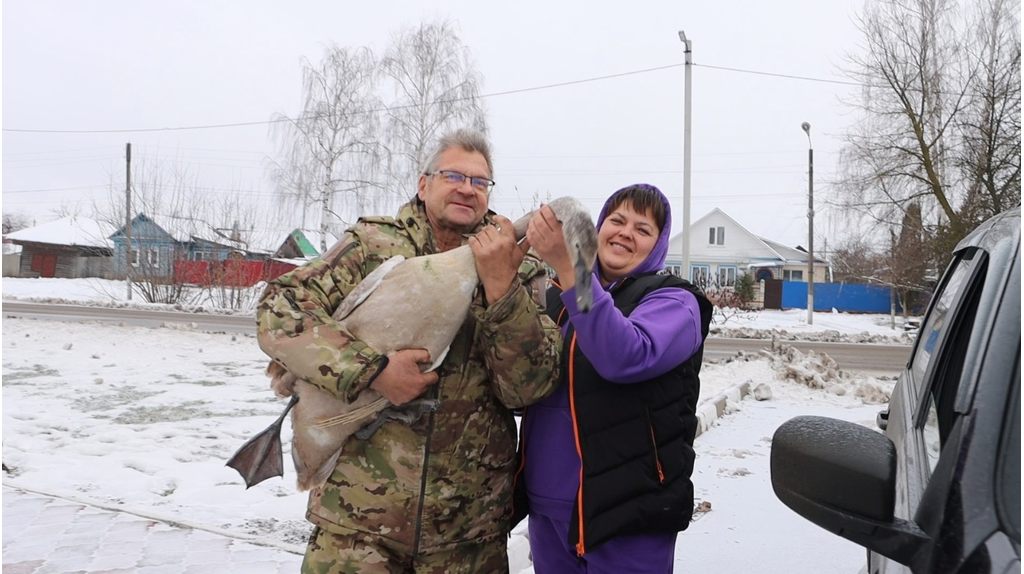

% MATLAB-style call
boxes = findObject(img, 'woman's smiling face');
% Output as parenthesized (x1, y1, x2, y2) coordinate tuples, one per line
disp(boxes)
(596, 200, 660, 286)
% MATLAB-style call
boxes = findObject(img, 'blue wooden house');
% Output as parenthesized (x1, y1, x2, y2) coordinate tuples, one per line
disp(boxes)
(108, 214, 187, 279)
(109, 214, 268, 280)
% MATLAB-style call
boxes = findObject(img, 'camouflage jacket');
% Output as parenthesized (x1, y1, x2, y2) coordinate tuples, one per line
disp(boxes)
(256, 200, 562, 554)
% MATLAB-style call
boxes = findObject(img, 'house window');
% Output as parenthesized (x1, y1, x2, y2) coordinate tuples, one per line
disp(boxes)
(664, 264, 682, 277)
(146, 248, 160, 268)
(129, 249, 140, 267)
(783, 269, 804, 281)
(709, 226, 725, 246)
(718, 266, 738, 288)
(192, 251, 216, 262)
(691, 265, 711, 288)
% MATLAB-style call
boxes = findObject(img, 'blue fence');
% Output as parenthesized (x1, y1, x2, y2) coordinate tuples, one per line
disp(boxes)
(780, 281, 899, 313)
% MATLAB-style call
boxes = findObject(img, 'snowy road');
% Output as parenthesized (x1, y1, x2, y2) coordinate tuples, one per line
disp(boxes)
(3, 300, 910, 373)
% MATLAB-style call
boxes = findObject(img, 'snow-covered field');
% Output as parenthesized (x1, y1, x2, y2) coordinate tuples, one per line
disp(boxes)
(2, 277, 909, 572)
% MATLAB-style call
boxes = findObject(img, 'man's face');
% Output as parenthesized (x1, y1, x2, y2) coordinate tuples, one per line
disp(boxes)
(417, 148, 490, 236)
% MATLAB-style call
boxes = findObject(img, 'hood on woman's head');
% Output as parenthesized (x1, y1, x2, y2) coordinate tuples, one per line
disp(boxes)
(595, 184, 673, 276)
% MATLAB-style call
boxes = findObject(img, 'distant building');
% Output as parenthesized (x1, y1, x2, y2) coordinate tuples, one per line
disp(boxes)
(665, 208, 831, 288)
(4, 217, 116, 278)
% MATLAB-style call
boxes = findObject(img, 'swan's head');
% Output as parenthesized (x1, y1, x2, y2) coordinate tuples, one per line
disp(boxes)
(547, 197, 598, 312)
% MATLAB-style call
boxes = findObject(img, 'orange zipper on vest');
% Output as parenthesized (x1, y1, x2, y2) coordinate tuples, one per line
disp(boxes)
(567, 333, 587, 556)
(649, 425, 665, 483)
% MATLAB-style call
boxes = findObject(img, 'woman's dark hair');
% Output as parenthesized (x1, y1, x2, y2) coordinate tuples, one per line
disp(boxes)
(603, 184, 665, 232)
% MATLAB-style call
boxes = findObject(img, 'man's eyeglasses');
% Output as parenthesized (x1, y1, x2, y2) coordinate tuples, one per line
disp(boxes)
(426, 170, 495, 193)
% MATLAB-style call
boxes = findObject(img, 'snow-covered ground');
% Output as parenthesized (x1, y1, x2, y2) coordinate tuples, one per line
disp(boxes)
(2, 277, 911, 572)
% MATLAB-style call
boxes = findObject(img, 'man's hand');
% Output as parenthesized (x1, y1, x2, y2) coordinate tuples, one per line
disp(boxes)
(526, 205, 575, 290)
(470, 215, 527, 306)
(370, 348, 439, 405)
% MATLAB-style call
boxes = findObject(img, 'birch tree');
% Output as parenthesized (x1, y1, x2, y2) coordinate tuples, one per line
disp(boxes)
(269, 45, 388, 251)
(380, 19, 488, 194)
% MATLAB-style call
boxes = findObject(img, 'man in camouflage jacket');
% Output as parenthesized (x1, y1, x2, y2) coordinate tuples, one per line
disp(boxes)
(256, 129, 562, 573)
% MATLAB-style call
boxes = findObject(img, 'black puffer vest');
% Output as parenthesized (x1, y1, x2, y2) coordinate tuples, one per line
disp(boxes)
(513, 272, 713, 555)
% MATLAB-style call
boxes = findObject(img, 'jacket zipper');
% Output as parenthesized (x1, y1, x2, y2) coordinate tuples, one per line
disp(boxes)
(511, 407, 528, 521)
(567, 333, 587, 557)
(645, 408, 666, 483)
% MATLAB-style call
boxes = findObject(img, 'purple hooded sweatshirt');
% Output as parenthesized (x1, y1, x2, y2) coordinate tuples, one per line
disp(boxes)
(521, 183, 706, 519)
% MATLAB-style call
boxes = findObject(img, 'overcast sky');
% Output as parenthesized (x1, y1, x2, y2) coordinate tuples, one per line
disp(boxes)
(2, 0, 865, 249)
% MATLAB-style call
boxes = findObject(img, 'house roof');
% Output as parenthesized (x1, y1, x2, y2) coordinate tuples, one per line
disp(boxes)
(296, 229, 340, 253)
(759, 237, 828, 265)
(5, 216, 116, 249)
(290, 230, 319, 258)
(681, 207, 829, 265)
(109, 213, 274, 256)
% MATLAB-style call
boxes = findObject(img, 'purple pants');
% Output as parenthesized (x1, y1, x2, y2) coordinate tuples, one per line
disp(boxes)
(527, 510, 677, 574)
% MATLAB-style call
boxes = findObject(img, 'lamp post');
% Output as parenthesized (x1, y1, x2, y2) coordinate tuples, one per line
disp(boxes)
(678, 30, 692, 280)
(801, 122, 814, 325)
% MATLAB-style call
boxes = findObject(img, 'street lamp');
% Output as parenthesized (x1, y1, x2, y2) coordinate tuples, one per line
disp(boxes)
(801, 122, 814, 325)
(678, 30, 692, 280)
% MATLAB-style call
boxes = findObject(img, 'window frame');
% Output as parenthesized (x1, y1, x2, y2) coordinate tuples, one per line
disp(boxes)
(708, 226, 725, 246)
(718, 265, 738, 288)
(690, 265, 711, 288)
(146, 247, 160, 268)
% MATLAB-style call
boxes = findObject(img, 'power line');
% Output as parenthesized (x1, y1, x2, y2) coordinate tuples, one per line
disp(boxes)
(2, 61, 850, 135)
(694, 63, 860, 86)
(4, 185, 109, 194)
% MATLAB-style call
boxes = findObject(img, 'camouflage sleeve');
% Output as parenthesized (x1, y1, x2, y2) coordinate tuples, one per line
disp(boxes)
(255, 234, 387, 402)
(470, 254, 562, 409)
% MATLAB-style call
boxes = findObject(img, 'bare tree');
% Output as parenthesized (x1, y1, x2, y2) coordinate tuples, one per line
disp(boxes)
(835, 0, 1021, 269)
(95, 157, 275, 307)
(955, 0, 1022, 232)
(3, 212, 33, 234)
(379, 18, 488, 194)
(831, 204, 931, 316)
(269, 45, 388, 251)
(885, 203, 932, 315)
(831, 237, 887, 285)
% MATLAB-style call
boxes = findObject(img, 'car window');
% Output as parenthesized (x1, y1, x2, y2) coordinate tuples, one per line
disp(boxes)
(916, 251, 985, 473)
(911, 252, 974, 385)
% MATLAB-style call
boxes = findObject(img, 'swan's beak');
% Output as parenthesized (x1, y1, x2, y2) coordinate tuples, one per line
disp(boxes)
(574, 243, 594, 312)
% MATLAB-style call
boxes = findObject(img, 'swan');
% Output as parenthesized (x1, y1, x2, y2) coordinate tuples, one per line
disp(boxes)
(227, 196, 597, 490)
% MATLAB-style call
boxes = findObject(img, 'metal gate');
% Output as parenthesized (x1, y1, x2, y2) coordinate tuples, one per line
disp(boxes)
(763, 279, 783, 310)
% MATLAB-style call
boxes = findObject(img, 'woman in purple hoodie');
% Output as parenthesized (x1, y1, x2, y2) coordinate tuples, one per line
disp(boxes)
(513, 183, 713, 573)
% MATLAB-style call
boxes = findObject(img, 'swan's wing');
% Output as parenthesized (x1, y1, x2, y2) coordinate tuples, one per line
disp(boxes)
(334, 255, 406, 321)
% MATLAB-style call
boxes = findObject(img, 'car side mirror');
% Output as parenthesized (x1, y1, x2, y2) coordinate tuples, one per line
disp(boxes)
(770, 416, 930, 567)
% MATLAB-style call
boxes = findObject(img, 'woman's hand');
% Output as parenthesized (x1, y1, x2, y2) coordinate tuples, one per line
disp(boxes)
(526, 204, 575, 289)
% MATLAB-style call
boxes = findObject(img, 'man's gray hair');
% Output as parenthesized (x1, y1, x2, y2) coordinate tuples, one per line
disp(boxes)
(420, 129, 494, 178)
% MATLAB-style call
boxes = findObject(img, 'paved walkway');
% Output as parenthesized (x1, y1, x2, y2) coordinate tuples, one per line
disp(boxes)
(2, 486, 302, 574)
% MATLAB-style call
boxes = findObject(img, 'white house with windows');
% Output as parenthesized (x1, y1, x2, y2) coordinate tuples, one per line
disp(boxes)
(664, 208, 830, 288)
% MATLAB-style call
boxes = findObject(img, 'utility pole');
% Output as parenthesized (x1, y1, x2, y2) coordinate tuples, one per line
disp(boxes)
(678, 30, 693, 279)
(125, 143, 133, 301)
(801, 123, 814, 325)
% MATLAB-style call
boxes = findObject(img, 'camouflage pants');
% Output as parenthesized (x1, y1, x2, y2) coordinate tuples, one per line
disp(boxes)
(300, 526, 510, 574)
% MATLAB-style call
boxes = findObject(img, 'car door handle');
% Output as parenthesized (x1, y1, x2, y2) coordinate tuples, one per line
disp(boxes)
(875, 410, 889, 431)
